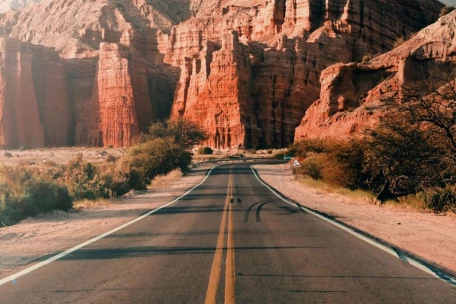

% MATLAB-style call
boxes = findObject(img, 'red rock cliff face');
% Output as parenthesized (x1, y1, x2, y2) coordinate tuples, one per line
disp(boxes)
(0, 37, 71, 149)
(172, 32, 254, 149)
(0, 0, 445, 148)
(167, 0, 443, 148)
(295, 10, 456, 140)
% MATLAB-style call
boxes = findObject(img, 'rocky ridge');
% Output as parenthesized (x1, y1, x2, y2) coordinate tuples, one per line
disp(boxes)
(295, 9, 456, 140)
(0, 0, 445, 149)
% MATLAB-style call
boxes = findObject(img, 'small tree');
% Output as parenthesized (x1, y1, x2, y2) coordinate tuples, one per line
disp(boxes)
(395, 70, 456, 154)
(124, 138, 192, 188)
(198, 146, 213, 155)
(145, 118, 209, 149)
(363, 116, 446, 201)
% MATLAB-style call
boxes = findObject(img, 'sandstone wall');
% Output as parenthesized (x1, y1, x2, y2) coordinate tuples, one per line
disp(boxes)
(295, 11, 456, 141)
(0, 0, 446, 149)
(0, 37, 71, 149)
(167, 0, 442, 148)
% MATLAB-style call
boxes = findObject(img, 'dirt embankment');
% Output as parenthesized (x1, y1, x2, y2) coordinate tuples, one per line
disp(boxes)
(254, 164, 456, 275)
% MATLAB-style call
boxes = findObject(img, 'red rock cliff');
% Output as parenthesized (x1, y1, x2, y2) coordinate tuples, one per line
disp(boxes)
(0, 37, 71, 149)
(167, 0, 443, 148)
(295, 10, 456, 140)
(0, 0, 445, 148)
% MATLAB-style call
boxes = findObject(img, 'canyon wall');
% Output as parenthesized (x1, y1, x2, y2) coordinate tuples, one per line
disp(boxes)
(166, 0, 443, 148)
(0, 0, 446, 148)
(295, 10, 456, 140)
(0, 37, 70, 149)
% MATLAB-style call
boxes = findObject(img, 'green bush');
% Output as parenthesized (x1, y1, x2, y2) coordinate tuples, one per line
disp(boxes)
(298, 156, 323, 180)
(274, 152, 285, 158)
(145, 118, 209, 149)
(124, 138, 192, 189)
(62, 154, 111, 200)
(198, 146, 213, 155)
(0, 165, 73, 225)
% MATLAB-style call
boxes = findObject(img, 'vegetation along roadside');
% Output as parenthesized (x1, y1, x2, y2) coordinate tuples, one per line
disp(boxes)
(0, 119, 208, 226)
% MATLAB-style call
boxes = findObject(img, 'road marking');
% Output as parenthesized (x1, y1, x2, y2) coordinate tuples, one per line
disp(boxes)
(225, 180, 236, 304)
(0, 166, 220, 287)
(205, 171, 232, 304)
(250, 165, 456, 287)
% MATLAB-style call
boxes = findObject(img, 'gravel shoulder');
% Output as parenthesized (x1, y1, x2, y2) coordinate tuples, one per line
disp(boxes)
(254, 164, 456, 275)
(0, 166, 212, 279)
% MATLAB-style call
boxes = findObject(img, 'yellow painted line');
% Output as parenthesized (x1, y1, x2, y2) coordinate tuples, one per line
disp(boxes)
(205, 171, 232, 304)
(225, 183, 236, 304)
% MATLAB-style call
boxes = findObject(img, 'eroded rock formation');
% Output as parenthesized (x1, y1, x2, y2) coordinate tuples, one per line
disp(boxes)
(0, 0, 446, 148)
(167, 0, 443, 148)
(295, 10, 456, 140)
(0, 37, 71, 149)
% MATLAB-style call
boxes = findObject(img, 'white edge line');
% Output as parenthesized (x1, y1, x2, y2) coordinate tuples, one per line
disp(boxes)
(250, 165, 456, 286)
(0, 165, 219, 287)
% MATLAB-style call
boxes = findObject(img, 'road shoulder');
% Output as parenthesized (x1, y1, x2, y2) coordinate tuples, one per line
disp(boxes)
(254, 164, 456, 276)
(0, 166, 213, 279)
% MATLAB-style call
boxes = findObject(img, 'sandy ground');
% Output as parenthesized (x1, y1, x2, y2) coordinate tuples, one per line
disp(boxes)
(0, 147, 285, 166)
(254, 164, 456, 275)
(0, 166, 210, 279)
(0, 148, 125, 165)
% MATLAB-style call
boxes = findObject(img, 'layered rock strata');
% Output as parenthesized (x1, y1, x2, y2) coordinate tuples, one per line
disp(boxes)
(168, 0, 443, 148)
(295, 10, 456, 140)
(0, 37, 70, 149)
(0, 0, 445, 148)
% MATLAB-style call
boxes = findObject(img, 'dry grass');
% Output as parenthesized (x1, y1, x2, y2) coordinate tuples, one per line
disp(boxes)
(0, 147, 125, 166)
(191, 148, 286, 162)
(149, 169, 184, 190)
(296, 176, 376, 202)
(383, 195, 428, 212)
(73, 199, 111, 211)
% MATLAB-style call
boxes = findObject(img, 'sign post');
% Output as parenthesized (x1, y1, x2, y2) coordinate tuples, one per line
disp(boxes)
(283, 156, 292, 170)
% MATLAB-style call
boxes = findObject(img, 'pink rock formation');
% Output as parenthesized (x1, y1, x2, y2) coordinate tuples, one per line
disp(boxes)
(0, 0, 446, 148)
(0, 37, 71, 149)
(295, 10, 456, 140)
(167, 0, 443, 148)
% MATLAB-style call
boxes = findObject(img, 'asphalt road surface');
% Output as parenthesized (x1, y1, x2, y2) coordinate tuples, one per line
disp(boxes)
(0, 163, 455, 303)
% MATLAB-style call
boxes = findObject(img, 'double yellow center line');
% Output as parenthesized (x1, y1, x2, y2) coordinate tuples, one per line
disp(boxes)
(205, 170, 236, 304)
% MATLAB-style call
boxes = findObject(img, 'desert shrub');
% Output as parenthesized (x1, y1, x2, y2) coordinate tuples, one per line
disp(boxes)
(440, 6, 455, 17)
(96, 164, 131, 197)
(4, 151, 12, 158)
(198, 146, 213, 155)
(274, 152, 285, 158)
(106, 154, 119, 163)
(289, 139, 329, 157)
(299, 156, 323, 180)
(150, 169, 183, 189)
(295, 154, 324, 180)
(0, 165, 73, 225)
(362, 54, 372, 63)
(124, 138, 192, 189)
(328, 139, 368, 189)
(145, 118, 209, 148)
(422, 185, 456, 213)
(362, 118, 447, 201)
(62, 154, 111, 200)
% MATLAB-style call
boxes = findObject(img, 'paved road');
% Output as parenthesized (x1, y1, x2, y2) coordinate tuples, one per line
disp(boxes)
(0, 164, 455, 303)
